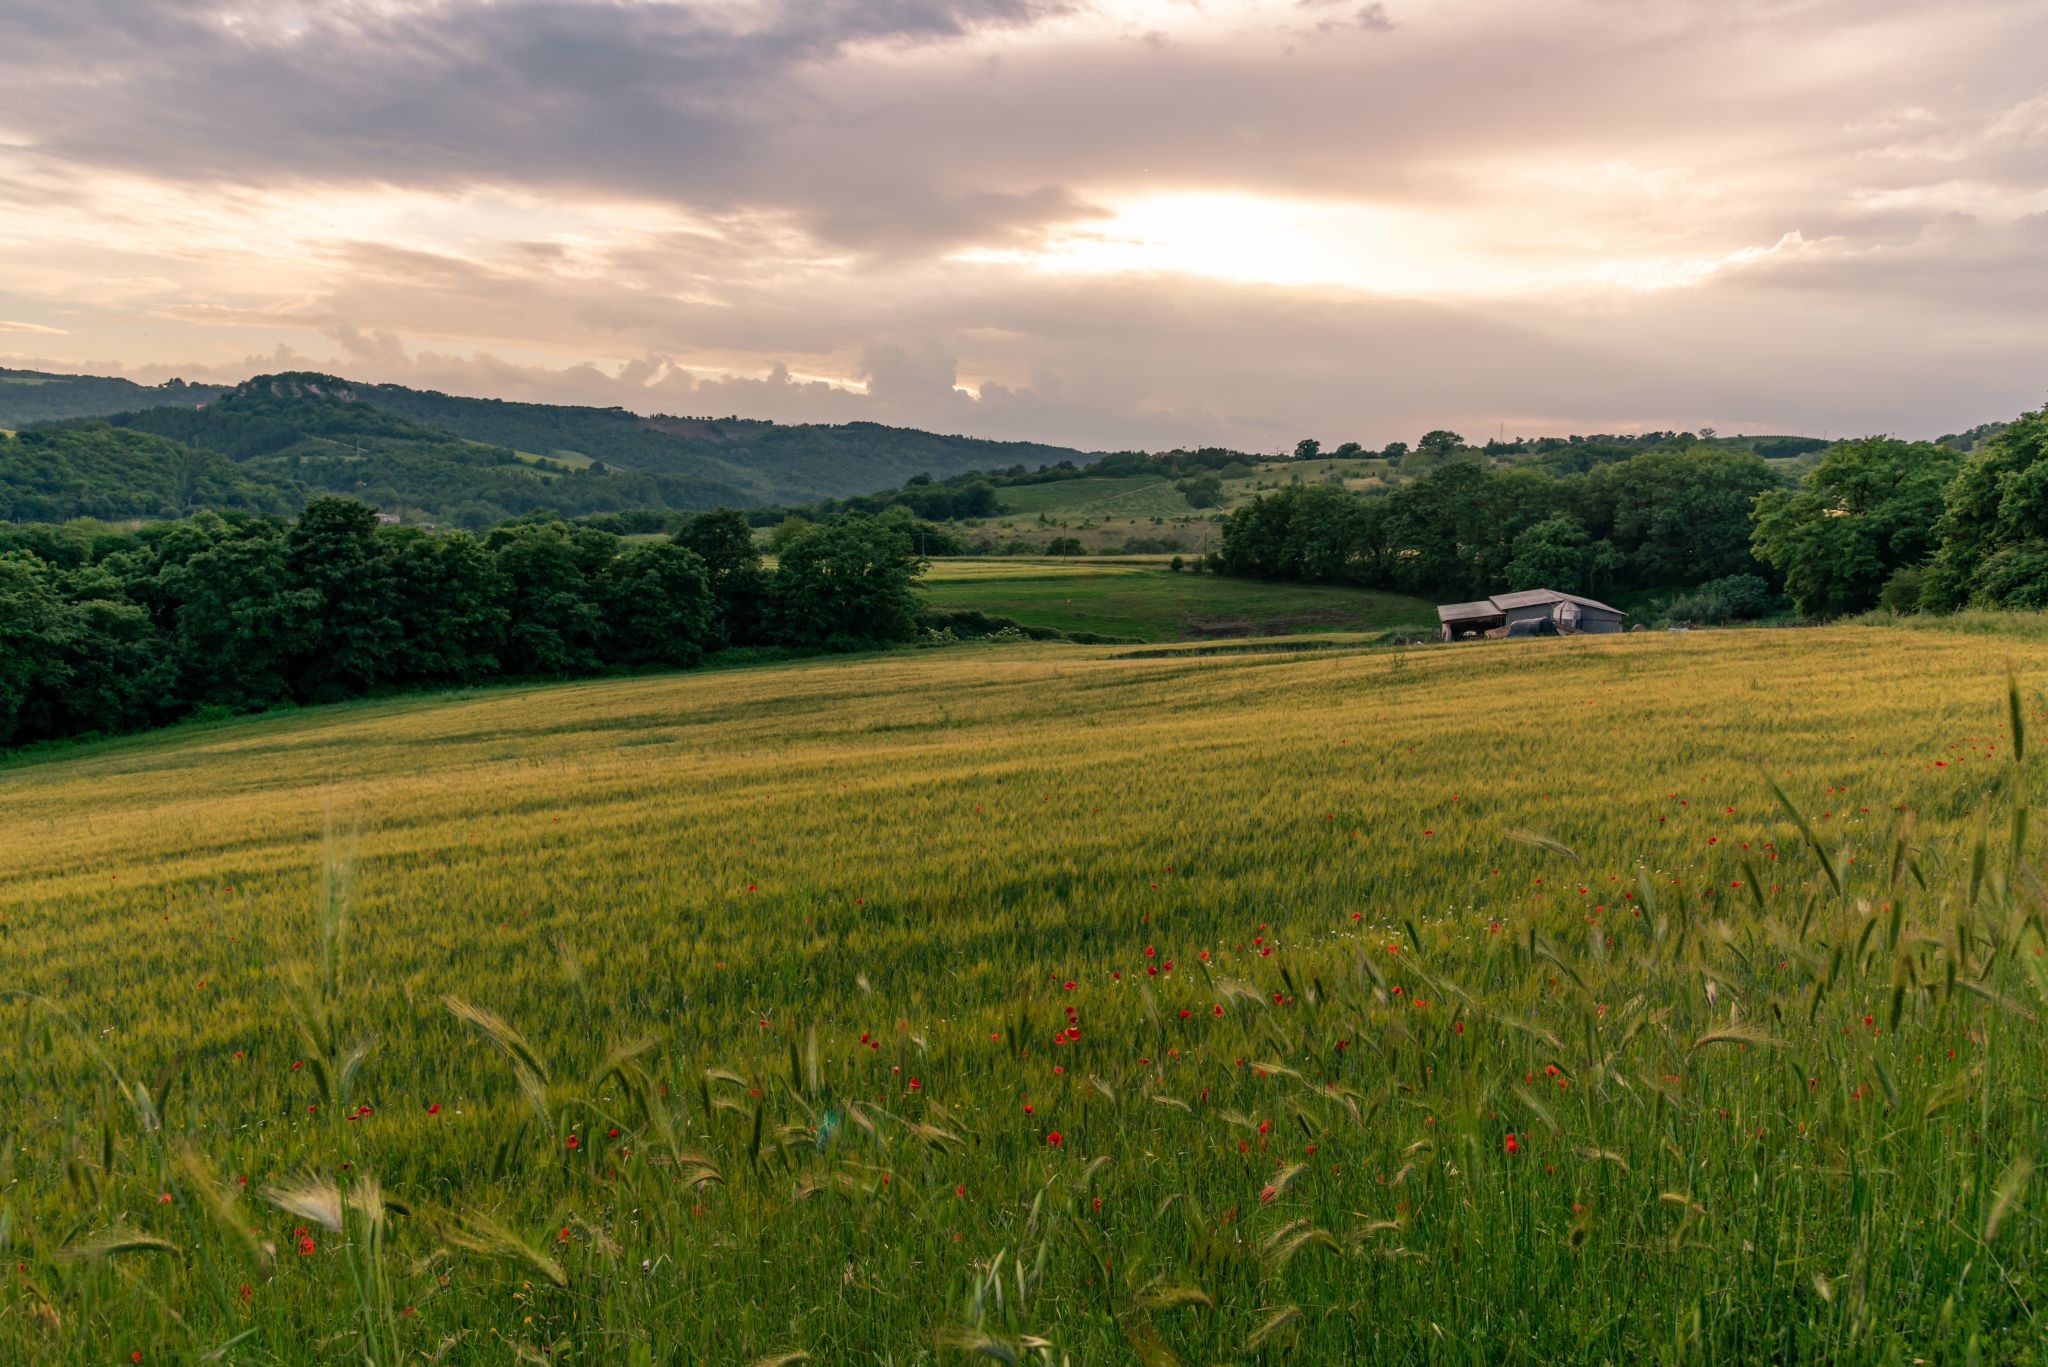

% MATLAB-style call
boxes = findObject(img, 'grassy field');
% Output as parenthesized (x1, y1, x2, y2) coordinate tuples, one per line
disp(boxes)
(922, 557, 1436, 640)
(6, 627, 2048, 1363)
(974, 463, 1389, 555)
(994, 476, 1195, 519)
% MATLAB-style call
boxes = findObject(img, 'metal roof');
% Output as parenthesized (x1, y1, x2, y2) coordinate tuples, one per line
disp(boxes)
(1436, 588, 1626, 620)
(1486, 588, 1626, 615)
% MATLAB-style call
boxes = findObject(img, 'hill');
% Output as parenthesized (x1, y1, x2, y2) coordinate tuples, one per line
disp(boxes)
(2, 626, 2043, 1361)
(0, 367, 227, 427)
(106, 374, 747, 526)
(15, 365, 1098, 511)
(0, 422, 304, 521)
(348, 377, 1096, 502)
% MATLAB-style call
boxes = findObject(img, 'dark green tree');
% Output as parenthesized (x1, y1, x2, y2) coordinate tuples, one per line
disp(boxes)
(1750, 438, 1960, 617)
(675, 508, 768, 645)
(1586, 447, 1781, 588)
(769, 515, 926, 649)
(1416, 430, 1465, 461)
(489, 522, 613, 675)
(287, 496, 398, 699)
(1921, 406, 2048, 610)
(382, 526, 509, 681)
(599, 543, 718, 666)
(1505, 515, 1593, 593)
(148, 515, 320, 712)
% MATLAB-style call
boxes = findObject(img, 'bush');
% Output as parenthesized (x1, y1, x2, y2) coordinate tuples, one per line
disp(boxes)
(1663, 573, 1777, 624)
(1878, 565, 1926, 615)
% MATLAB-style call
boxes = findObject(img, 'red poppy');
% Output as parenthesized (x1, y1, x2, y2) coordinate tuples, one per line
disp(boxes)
(426, 1103, 440, 1115)
(1045, 1131, 1062, 1146)
(1504, 1133, 1519, 1155)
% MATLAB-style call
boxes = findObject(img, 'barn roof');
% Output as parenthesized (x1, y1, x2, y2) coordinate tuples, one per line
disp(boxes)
(1436, 600, 1504, 623)
(1437, 589, 1626, 622)
(1487, 588, 1625, 614)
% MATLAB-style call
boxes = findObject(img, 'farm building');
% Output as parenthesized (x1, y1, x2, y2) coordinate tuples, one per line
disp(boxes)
(1437, 588, 1627, 641)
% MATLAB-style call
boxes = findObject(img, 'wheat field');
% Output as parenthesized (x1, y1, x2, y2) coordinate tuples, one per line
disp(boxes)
(5, 626, 2048, 1364)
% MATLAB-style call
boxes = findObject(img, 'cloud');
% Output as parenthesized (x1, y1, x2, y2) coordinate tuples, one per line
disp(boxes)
(0, 0, 2044, 449)
(0, 319, 66, 335)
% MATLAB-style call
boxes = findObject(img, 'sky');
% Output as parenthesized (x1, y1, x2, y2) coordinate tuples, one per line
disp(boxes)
(1, 0, 2044, 452)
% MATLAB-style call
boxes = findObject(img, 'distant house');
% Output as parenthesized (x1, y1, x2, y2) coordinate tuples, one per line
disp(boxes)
(1437, 588, 1627, 641)
(375, 512, 403, 526)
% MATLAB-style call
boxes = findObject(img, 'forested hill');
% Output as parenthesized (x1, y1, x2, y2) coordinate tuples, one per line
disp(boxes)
(0, 368, 227, 428)
(103, 376, 746, 527)
(0, 423, 304, 522)
(339, 376, 1094, 501)
(12, 366, 1096, 506)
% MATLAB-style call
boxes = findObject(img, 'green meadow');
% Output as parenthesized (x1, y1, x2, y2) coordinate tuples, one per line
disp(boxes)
(5, 626, 2048, 1363)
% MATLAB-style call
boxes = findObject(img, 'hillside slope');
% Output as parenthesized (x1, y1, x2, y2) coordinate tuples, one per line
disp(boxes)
(14, 365, 1098, 507)
(0, 368, 226, 427)
(347, 377, 1096, 501)
(0, 422, 303, 521)
(107, 375, 745, 524)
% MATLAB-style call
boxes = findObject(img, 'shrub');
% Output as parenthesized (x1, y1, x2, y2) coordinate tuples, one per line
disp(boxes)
(1663, 573, 1777, 624)
(1878, 565, 1926, 615)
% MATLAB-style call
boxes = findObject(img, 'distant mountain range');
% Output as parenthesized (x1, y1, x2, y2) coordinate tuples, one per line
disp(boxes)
(0, 367, 1097, 525)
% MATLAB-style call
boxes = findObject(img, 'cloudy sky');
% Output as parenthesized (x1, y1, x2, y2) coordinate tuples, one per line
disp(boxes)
(2, 0, 2043, 451)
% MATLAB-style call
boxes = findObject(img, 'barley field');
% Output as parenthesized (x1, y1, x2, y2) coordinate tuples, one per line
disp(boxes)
(5, 626, 2048, 1364)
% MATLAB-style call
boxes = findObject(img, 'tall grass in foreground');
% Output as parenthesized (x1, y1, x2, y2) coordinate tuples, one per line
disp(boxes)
(3, 631, 2048, 1362)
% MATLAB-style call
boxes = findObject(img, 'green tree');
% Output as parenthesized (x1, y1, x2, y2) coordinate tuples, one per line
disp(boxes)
(1294, 438, 1322, 460)
(287, 496, 398, 700)
(1586, 447, 1781, 588)
(1750, 437, 1960, 617)
(768, 516, 816, 554)
(599, 542, 718, 666)
(148, 515, 320, 712)
(382, 526, 508, 682)
(0, 552, 64, 743)
(1921, 406, 2048, 610)
(1505, 515, 1593, 592)
(676, 508, 768, 645)
(1417, 430, 1465, 461)
(769, 515, 927, 649)
(489, 522, 613, 675)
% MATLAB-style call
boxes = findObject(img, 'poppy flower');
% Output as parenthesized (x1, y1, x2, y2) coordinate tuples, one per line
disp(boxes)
(426, 1102, 440, 1115)
(1504, 1132, 1519, 1155)
(1045, 1131, 1062, 1146)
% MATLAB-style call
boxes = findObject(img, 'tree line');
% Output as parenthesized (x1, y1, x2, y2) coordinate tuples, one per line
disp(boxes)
(1214, 445, 1781, 606)
(0, 500, 926, 750)
(1214, 400, 2048, 620)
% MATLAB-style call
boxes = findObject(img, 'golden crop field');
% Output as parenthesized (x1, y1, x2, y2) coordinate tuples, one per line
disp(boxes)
(5, 625, 2048, 1364)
